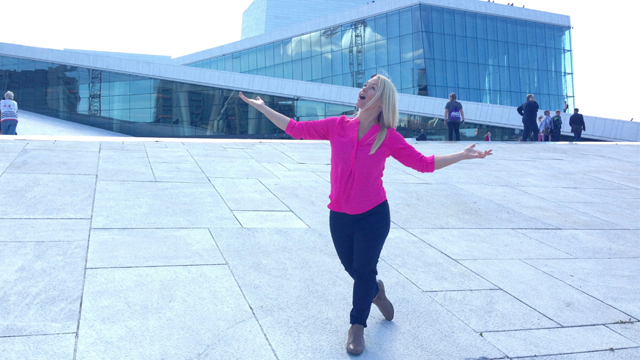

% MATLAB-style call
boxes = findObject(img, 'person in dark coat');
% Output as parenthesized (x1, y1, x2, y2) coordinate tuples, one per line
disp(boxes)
(569, 108, 586, 141)
(416, 128, 427, 141)
(517, 94, 539, 142)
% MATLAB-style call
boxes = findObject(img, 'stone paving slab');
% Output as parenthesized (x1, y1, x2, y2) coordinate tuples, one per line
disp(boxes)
(0, 219, 90, 242)
(6, 149, 99, 175)
(518, 348, 640, 360)
(75, 266, 276, 360)
(0, 333, 76, 360)
(606, 323, 640, 344)
(516, 230, 640, 258)
(482, 326, 637, 358)
(0, 241, 86, 336)
(87, 228, 225, 268)
(211, 178, 289, 211)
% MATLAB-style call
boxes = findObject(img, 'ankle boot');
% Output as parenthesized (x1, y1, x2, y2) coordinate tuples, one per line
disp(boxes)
(372, 280, 394, 321)
(346, 324, 365, 355)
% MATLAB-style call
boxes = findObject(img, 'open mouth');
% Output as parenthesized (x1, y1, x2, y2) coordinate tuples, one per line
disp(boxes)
(359, 95, 366, 100)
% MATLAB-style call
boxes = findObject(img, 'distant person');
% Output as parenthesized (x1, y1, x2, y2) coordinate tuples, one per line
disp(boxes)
(517, 94, 539, 142)
(0, 91, 18, 136)
(444, 93, 465, 141)
(563, 101, 569, 113)
(416, 128, 427, 141)
(569, 108, 586, 141)
(551, 110, 563, 141)
(537, 116, 544, 141)
(539, 110, 552, 141)
(484, 132, 492, 141)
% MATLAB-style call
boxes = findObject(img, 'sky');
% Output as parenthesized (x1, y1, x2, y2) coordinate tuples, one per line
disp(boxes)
(3, 0, 637, 121)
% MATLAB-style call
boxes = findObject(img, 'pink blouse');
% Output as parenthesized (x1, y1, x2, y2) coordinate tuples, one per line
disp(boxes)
(286, 115, 435, 215)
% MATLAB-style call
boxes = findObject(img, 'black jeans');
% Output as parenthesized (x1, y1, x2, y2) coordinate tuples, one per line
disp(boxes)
(573, 130, 582, 141)
(522, 120, 539, 141)
(329, 201, 391, 327)
(447, 121, 461, 141)
(552, 129, 561, 141)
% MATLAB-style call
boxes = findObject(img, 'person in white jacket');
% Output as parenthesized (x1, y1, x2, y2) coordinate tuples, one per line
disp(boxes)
(0, 91, 18, 135)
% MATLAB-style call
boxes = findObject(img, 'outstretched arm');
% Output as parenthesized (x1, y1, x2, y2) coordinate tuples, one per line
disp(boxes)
(239, 92, 290, 131)
(434, 144, 492, 170)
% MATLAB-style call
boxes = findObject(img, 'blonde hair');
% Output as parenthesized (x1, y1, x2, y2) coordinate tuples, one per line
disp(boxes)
(355, 74, 399, 155)
(4, 91, 14, 100)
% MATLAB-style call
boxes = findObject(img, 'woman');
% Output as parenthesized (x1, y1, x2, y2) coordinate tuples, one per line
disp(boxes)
(537, 116, 544, 141)
(0, 91, 19, 136)
(444, 93, 465, 141)
(240, 75, 492, 355)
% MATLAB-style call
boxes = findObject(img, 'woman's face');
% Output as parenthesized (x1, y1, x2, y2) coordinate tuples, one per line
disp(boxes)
(356, 77, 381, 110)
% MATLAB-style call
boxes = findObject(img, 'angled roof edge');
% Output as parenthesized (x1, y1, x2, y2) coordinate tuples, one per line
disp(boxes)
(3, 42, 634, 142)
(173, 0, 571, 66)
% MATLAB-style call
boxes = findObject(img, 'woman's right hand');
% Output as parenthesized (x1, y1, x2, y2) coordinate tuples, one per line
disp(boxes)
(239, 92, 264, 110)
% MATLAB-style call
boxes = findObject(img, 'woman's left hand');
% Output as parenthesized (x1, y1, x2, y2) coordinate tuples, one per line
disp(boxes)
(462, 144, 492, 160)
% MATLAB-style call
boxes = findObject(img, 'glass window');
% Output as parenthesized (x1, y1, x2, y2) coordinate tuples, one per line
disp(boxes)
(564, 51, 572, 74)
(420, 5, 432, 33)
(266, 66, 275, 77)
(240, 50, 248, 72)
(423, 32, 433, 59)
(343, 73, 353, 87)
(455, 36, 467, 61)
(466, 38, 478, 63)
(400, 34, 413, 62)
(539, 70, 549, 94)
(333, 75, 343, 86)
(455, 12, 465, 37)
(265, 44, 274, 67)
(426, 59, 436, 86)
(412, 6, 422, 33)
(130, 79, 152, 94)
(293, 59, 303, 80)
(364, 17, 376, 44)
(375, 14, 387, 40)
(443, 9, 454, 35)
(256, 46, 266, 69)
(130, 94, 151, 109)
(365, 43, 376, 69)
(500, 66, 510, 91)
(283, 61, 293, 79)
(457, 62, 469, 88)
(312, 55, 322, 80)
(563, 28, 572, 51)
(301, 34, 311, 58)
(342, 49, 350, 75)
(413, 32, 424, 60)
(446, 61, 458, 86)
(465, 13, 476, 38)
(225, 55, 233, 71)
(331, 50, 342, 76)
(388, 37, 401, 64)
(486, 16, 497, 41)
(274, 63, 284, 78)
(302, 58, 312, 81)
(283, 39, 292, 62)
(334, 29, 344, 51)
(476, 14, 487, 39)
(517, 20, 527, 44)
(496, 18, 507, 42)
(527, 45, 537, 70)
(477, 39, 488, 64)
(510, 67, 520, 91)
(376, 40, 388, 67)
(322, 53, 332, 78)
(273, 42, 283, 64)
(431, 7, 444, 34)
(321, 28, 333, 53)
(508, 42, 519, 68)
(488, 41, 499, 65)
(311, 31, 322, 57)
(292, 36, 302, 60)
(401, 62, 412, 89)
(248, 48, 257, 70)
(387, 11, 400, 38)
(434, 34, 446, 61)
(389, 63, 401, 89)
(468, 63, 479, 90)
(434, 60, 446, 87)
(506, 19, 517, 43)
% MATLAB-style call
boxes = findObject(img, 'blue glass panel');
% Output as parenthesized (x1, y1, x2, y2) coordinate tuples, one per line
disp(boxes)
(446, 61, 458, 87)
(469, 89, 481, 103)
(322, 53, 332, 78)
(423, 33, 433, 59)
(248, 48, 257, 70)
(301, 34, 311, 58)
(283, 39, 292, 62)
(487, 16, 497, 41)
(518, 46, 528, 69)
(477, 63, 488, 91)
(333, 29, 343, 51)
(528, 45, 538, 70)
(563, 28, 572, 51)
(465, 13, 476, 38)
(510, 67, 520, 92)
(387, 11, 400, 38)
(444, 35, 456, 62)
(265, 44, 274, 67)
(413, 33, 424, 59)
(266, 66, 275, 77)
(388, 37, 401, 64)
(420, 5, 432, 33)
(375, 14, 388, 40)
(517, 20, 527, 44)
(322, 77, 332, 85)
(528, 69, 537, 93)
(468, 63, 479, 90)
(256, 46, 266, 69)
(455, 36, 467, 61)
(376, 40, 388, 67)
(505, 19, 517, 43)
(401, 62, 412, 90)
(554, 26, 563, 49)
(489, 64, 499, 91)
(376, 66, 390, 80)
(476, 14, 487, 39)
(311, 31, 322, 57)
(400, 34, 413, 62)
(432, 33, 445, 61)
(496, 41, 507, 66)
(458, 88, 469, 102)
(537, 46, 547, 71)
(426, 59, 436, 86)
(455, 12, 465, 37)
(130, 79, 151, 94)
(540, 94, 550, 110)
(431, 7, 444, 34)
(512, 92, 522, 107)
(224, 55, 233, 71)
(256, 68, 266, 76)
(311, 55, 322, 80)
(293, 59, 303, 80)
(364, 17, 376, 44)
(525, 22, 536, 46)
(332, 50, 342, 75)
(321, 28, 333, 53)
(389, 63, 401, 89)
(399, 8, 412, 36)
(564, 51, 572, 73)
(412, 6, 421, 33)
(508, 42, 518, 67)
(292, 36, 302, 60)
(342, 49, 350, 75)
(466, 37, 478, 63)
(496, 17, 507, 42)
(283, 62, 293, 79)
(478, 39, 488, 64)
(434, 59, 446, 87)
(539, 70, 549, 94)
(457, 62, 469, 88)
(274, 64, 284, 78)
(332, 75, 343, 86)
(544, 24, 555, 49)
(364, 43, 376, 69)
(443, 9, 454, 35)
(500, 67, 510, 91)
(240, 50, 248, 72)
(343, 73, 354, 87)
(365, 68, 377, 82)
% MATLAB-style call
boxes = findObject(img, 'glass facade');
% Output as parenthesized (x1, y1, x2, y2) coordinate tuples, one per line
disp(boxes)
(189, 4, 574, 111)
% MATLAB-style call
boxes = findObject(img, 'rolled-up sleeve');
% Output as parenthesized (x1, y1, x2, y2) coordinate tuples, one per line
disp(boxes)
(389, 131, 435, 173)
(285, 117, 338, 140)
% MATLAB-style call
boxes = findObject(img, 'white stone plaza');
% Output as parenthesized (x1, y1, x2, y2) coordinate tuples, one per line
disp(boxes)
(0, 113, 639, 359)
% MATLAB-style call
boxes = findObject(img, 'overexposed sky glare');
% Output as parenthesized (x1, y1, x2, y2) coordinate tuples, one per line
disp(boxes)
(4, 0, 636, 121)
